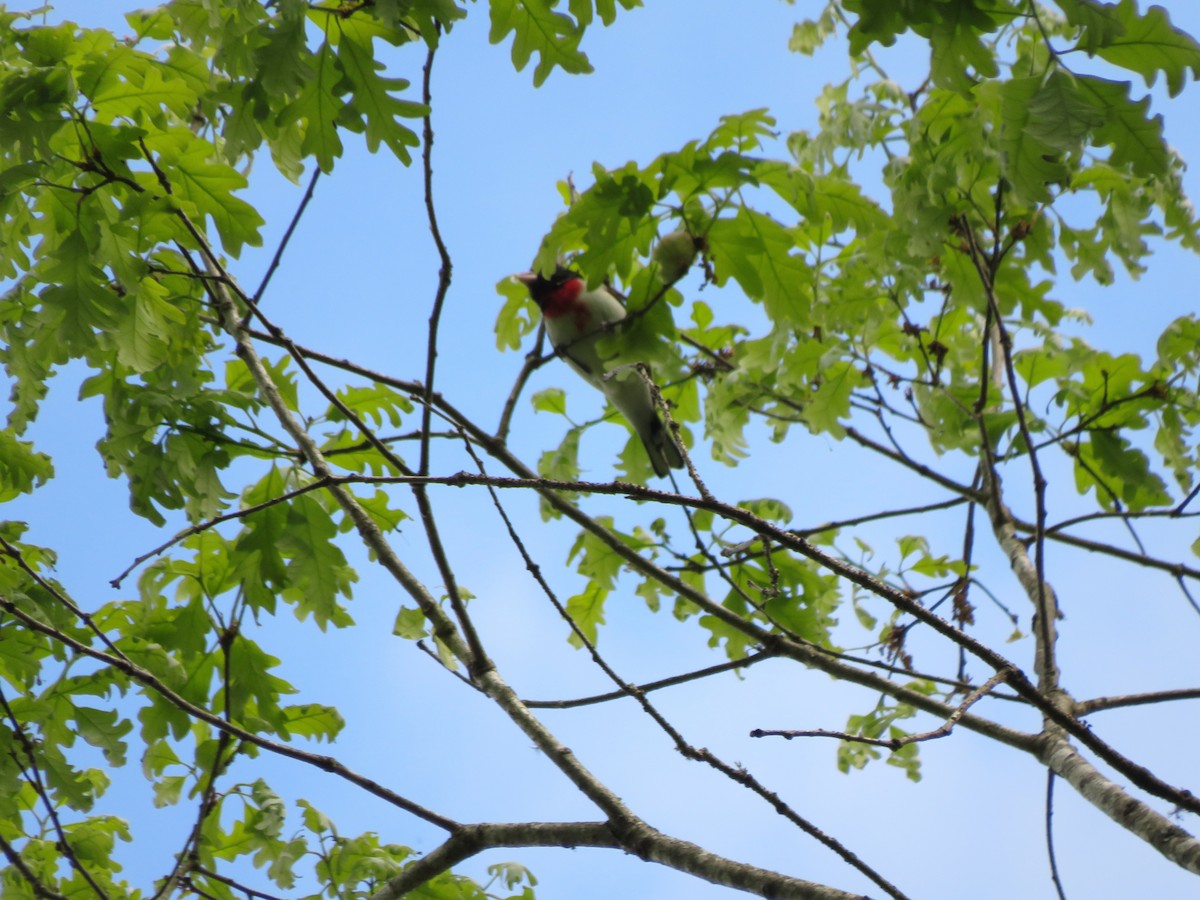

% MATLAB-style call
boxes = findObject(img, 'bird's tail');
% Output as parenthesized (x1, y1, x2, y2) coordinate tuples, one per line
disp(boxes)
(642, 416, 685, 479)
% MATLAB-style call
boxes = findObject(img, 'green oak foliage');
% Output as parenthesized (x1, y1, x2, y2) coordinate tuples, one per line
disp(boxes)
(506, 0, 1199, 781)
(0, 1, 602, 897)
(0, 0, 1197, 898)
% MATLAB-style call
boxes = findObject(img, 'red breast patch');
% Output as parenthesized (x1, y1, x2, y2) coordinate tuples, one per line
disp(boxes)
(541, 277, 591, 330)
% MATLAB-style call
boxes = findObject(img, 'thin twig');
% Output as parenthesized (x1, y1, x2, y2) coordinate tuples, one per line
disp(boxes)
(0, 536, 130, 662)
(521, 650, 777, 708)
(406, 35, 490, 679)
(496, 328, 550, 443)
(963, 215, 1058, 692)
(111, 476, 335, 588)
(1045, 769, 1068, 900)
(1015, 520, 1200, 583)
(251, 165, 321, 306)
(750, 670, 1010, 748)
(459, 438, 909, 899)
(190, 867, 289, 900)
(1075, 687, 1200, 716)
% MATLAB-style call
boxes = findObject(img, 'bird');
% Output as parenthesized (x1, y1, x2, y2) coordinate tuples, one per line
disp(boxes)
(514, 266, 685, 478)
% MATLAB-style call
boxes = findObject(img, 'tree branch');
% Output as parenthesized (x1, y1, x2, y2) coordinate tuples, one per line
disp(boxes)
(1039, 734, 1200, 874)
(751, 670, 1010, 749)
(1076, 688, 1200, 716)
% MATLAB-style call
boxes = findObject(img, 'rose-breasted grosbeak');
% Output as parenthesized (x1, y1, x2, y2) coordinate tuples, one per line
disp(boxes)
(515, 267, 685, 478)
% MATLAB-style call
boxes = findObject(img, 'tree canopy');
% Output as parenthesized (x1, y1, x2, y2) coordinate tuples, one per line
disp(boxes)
(0, 1, 1198, 898)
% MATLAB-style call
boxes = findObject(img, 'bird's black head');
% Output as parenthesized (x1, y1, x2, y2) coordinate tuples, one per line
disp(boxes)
(514, 266, 580, 308)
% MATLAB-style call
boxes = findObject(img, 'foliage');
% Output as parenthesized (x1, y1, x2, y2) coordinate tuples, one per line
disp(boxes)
(0, 0, 1198, 898)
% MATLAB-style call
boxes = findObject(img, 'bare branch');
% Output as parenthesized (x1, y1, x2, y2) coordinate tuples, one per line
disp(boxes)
(1014, 519, 1200, 584)
(1076, 688, 1200, 716)
(962, 212, 1059, 693)
(750, 670, 1010, 749)
(0, 536, 130, 662)
(459, 439, 908, 898)
(190, 867, 288, 900)
(371, 821, 877, 900)
(1039, 735, 1200, 874)
(110, 476, 335, 588)
(371, 823, 617, 900)
(496, 327, 550, 443)
(1045, 771, 1068, 900)
(408, 35, 491, 678)
(251, 165, 320, 307)
(522, 650, 777, 708)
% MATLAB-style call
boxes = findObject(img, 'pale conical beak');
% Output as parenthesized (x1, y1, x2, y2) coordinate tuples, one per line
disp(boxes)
(512, 272, 537, 287)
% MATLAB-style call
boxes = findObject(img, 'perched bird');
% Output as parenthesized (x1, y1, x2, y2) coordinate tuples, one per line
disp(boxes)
(515, 267, 684, 478)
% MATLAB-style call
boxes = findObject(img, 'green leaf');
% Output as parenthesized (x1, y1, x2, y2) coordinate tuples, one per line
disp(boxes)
(331, 382, 414, 428)
(0, 63, 72, 153)
(0, 430, 53, 501)
(392, 605, 428, 639)
(73, 707, 133, 767)
(63, 815, 132, 869)
(804, 359, 859, 437)
(489, 0, 594, 86)
(141, 131, 265, 256)
(335, 28, 425, 163)
(1074, 430, 1172, 510)
(37, 230, 121, 357)
(489, 859, 539, 891)
(281, 703, 344, 742)
(759, 165, 889, 236)
(153, 775, 187, 808)
(538, 429, 581, 517)
(927, 0, 999, 92)
(1056, 0, 1127, 55)
(592, 0, 641, 27)
(565, 579, 606, 646)
(976, 77, 1071, 204)
(538, 163, 657, 281)
(90, 56, 200, 125)
(897, 535, 929, 561)
(1092, 0, 1200, 97)
(253, 2, 312, 97)
(224, 636, 296, 728)
(40, 742, 106, 811)
(707, 208, 811, 326)
(142, 737, 182, 780)
(279, 40, 345, 172)
(705, 108, 777, 153)
(1022, 71, 1105, 152)
(531, 387, 568, 415)
(563, 517, 630, 644)
(1075, 75, 1170, 179)
(843, 0, 918, 52)
(279, 492, 357, 628)
(234, 468, 291, 605)
(374, 0, 469, 43)
(300, 799, 335, 834)
(495, 275, 540, 350)
(789, 9, 838, 56)
(354, 489, 408, 532)
(112, 277, 185, 373)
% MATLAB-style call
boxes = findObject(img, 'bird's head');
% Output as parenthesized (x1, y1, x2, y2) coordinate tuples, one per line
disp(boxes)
(513, 266, 582, 310)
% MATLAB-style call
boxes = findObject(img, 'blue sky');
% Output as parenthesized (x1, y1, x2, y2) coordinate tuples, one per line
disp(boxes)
(7, 1, 1200, 898)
